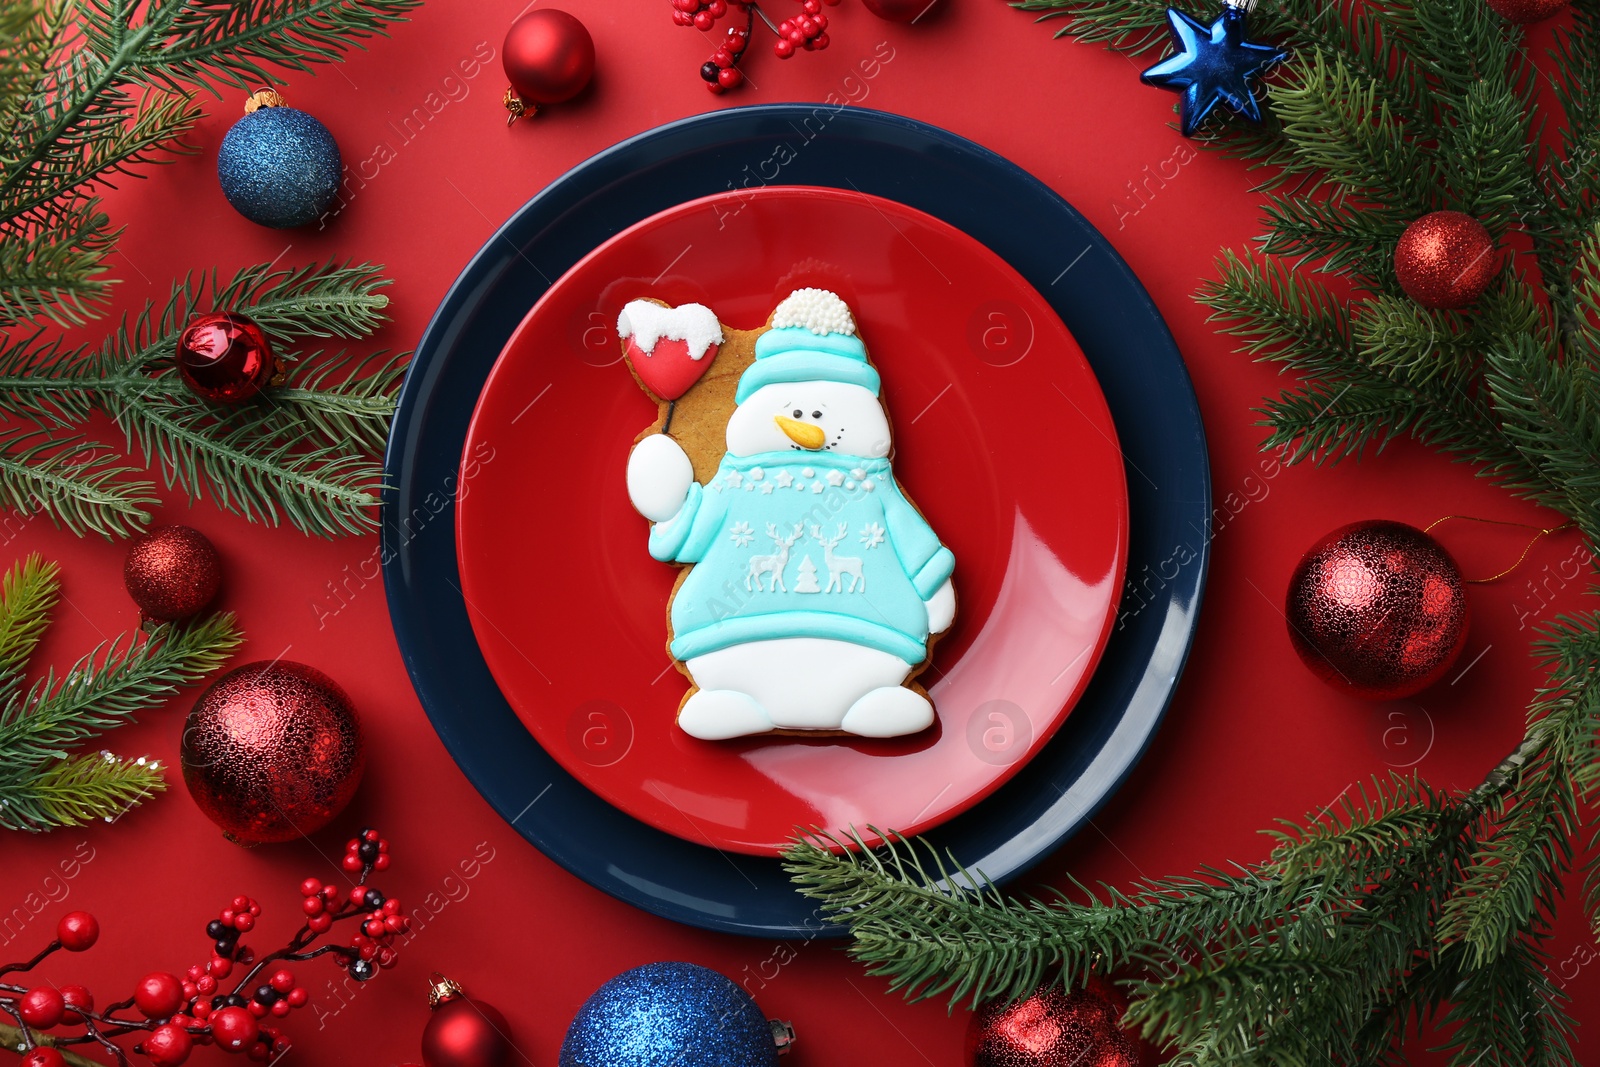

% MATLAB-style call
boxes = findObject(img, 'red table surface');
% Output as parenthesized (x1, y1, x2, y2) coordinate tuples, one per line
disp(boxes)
(4, 3, 1595, 1064)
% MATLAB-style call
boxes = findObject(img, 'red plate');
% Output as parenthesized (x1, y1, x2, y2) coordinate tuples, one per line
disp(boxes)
(456, 186, 1128, 856)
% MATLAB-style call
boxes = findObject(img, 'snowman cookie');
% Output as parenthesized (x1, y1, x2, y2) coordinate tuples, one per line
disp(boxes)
(620, 288, 956, 741)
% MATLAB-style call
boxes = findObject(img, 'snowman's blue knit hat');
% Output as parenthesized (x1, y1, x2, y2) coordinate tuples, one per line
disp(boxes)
(735, 289, 880, 403)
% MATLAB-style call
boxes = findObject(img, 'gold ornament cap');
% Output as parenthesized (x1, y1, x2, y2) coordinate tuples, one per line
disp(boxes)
(245, 88, 286, 113)
(428, 973, 465, 1010)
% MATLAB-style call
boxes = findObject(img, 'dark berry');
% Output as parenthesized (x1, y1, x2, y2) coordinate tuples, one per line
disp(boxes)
(357, 840, 380, 864)
(215, 939, 235, 958)
(348, 959, 375, 982)
(224, 993, 249, 1009)
(254, 986, 279, 1005)
(206, 919, 227, 939)
(701, 61, 720, 82)
(363, 890, 384, 909)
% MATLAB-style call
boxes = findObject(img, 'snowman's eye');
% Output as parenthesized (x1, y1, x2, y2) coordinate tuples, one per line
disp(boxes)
(811, 410, 823, 419)
(792, 409, 803, 418)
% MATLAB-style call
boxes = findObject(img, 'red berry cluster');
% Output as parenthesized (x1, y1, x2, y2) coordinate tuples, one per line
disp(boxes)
(670, 0, 737, 31)
(773, 0, 839, 58)
(0, 827, 404, 1067)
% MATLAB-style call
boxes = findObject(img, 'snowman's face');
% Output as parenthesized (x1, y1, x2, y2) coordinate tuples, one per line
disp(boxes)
(725, 382, 891, 459)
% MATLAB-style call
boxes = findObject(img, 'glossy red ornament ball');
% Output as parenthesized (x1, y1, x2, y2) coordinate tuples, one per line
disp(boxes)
(175, 311, 278, 404)
(124, 525, 222, 622)
(422, 977, 514, 1067)
(1394, 210, 1498, 309)
(965, 978, 1140, 1067)
(19, 987, 65, 1029)
(135, 972, 185, 1019)
(19, 1049, 66, 1067)
(180, 660, 365, 845)
(1485, 0, 1566, 21)
(211, 1006, 260, 1052)
(143, 1023, 194, 1067)
(503, 10, 595, 107)
(1287, 520, 1469, 700)
(56, 910, 99, 950)
(863, 0, 939, 20)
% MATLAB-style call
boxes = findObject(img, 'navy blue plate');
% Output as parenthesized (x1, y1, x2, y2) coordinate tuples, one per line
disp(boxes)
(382, 105, 1210, 938)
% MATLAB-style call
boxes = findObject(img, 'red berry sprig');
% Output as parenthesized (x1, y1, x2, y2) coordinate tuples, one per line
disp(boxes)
(0, 828, 405, 1067)
(670, 0, 841, 94)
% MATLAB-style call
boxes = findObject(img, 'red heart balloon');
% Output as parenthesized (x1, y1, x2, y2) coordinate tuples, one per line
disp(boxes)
(619, 301, 721, 401)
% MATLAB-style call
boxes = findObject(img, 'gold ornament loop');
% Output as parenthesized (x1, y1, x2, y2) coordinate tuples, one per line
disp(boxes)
(1424, 514, 1577, 583)
(427, 973, 464, 1009)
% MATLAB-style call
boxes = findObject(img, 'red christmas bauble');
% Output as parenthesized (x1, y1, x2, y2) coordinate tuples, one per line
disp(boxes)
(180, 661, 365, 845)
(421, 977, 514, 1067)
(124, 525, 222, 622)
(1286, 520, 1469, 700)
(503, 9, 595, 108)
(175, 311, 278, 403)
(965, 979, 1140, 1067)
(863, 0, 940, 20)
(1394, 211, 1498, 309)
(1485, 0, 1566, 22)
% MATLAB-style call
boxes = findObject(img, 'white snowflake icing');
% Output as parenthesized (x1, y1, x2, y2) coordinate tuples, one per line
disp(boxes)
(760, 483, 775, 494)
(826, 470, 844, 486)
(850, 467, 866, 481)
(861, 479, 875, 492)
(845, 480, 857, 491)
(771, 288, 857, 336)
(774, 470, 794, 488)
(730, 521, 755, 547)
(725, 470, 743, 489)
(811, 482, 825, 494)
(801, 467, 815, 479)
(749, 468, 765, 481)
(860, 522, 886, 549)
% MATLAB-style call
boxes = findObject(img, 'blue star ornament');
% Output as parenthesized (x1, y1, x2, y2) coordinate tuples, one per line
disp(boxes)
(1140, 5, 1287, 136)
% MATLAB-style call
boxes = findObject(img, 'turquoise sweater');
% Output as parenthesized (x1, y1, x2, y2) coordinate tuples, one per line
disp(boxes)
(649, 450, 954, 664)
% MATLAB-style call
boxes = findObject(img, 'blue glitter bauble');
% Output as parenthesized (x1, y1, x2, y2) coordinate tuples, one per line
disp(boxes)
(559, 962, 779, 1067)
(217, 106, 341, 229)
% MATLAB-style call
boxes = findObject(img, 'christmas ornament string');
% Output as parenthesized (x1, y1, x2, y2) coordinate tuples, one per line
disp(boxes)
(1422, 514, 1577, 583)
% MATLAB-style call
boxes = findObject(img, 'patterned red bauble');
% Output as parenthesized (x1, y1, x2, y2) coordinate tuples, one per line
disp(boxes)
(965, 978, 1140, 1067)
(1286, 520, 1469, 700)
(1394, 211, 1498, 309)
(502, 9, 595, 120)
(1485, 0, 1567, 22)
(421, 976, 514, 1067)
(124, 525, 222, 622)
(180, 661, 364, 845)
(175, 311, 279, 403)
(863, 0, 939, 20)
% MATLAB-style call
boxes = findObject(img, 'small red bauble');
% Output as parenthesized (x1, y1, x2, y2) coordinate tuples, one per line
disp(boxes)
(1485, 0, 1566, 21)
(144, 1023, 195, 1066)
(19, 987, 66, 1029)
(135, 972, 186, 1018)
(1286, 520, 1469, 700)
(181, 660, 365, 844)
(123, 525, 222, 622)
(502, 9, 595, 120)
(59, 984, 93, 1022)
(211, 1006, 260, 1052)
(965, 978, 1141, 1067)
(421, 976, 514, 1067)
(1394, 210, 1498, 309)
(863, 0, 939, 20)
(175, 311, 279, 404)
(20, 1049, 66, 1067)
(56, 910, 99, 950)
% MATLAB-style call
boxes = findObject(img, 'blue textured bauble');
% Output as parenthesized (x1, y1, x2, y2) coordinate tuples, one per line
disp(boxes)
(559, 962, 778, 1067)
(217, 106, 341, 229)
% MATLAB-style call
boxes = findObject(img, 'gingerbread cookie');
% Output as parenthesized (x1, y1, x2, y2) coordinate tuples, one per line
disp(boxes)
(620, 288, 956, 741)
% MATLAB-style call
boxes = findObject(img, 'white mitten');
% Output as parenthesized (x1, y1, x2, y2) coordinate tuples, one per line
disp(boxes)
(627, 434, 694, 522)
(925, 578, 956, 635)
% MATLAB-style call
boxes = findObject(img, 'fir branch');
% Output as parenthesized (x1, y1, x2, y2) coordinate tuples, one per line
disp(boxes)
(0, 553, 59, 706)
(0, 612, 241, 771)
(0, 750, 167, 831)
(0, 429, 157, 539)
